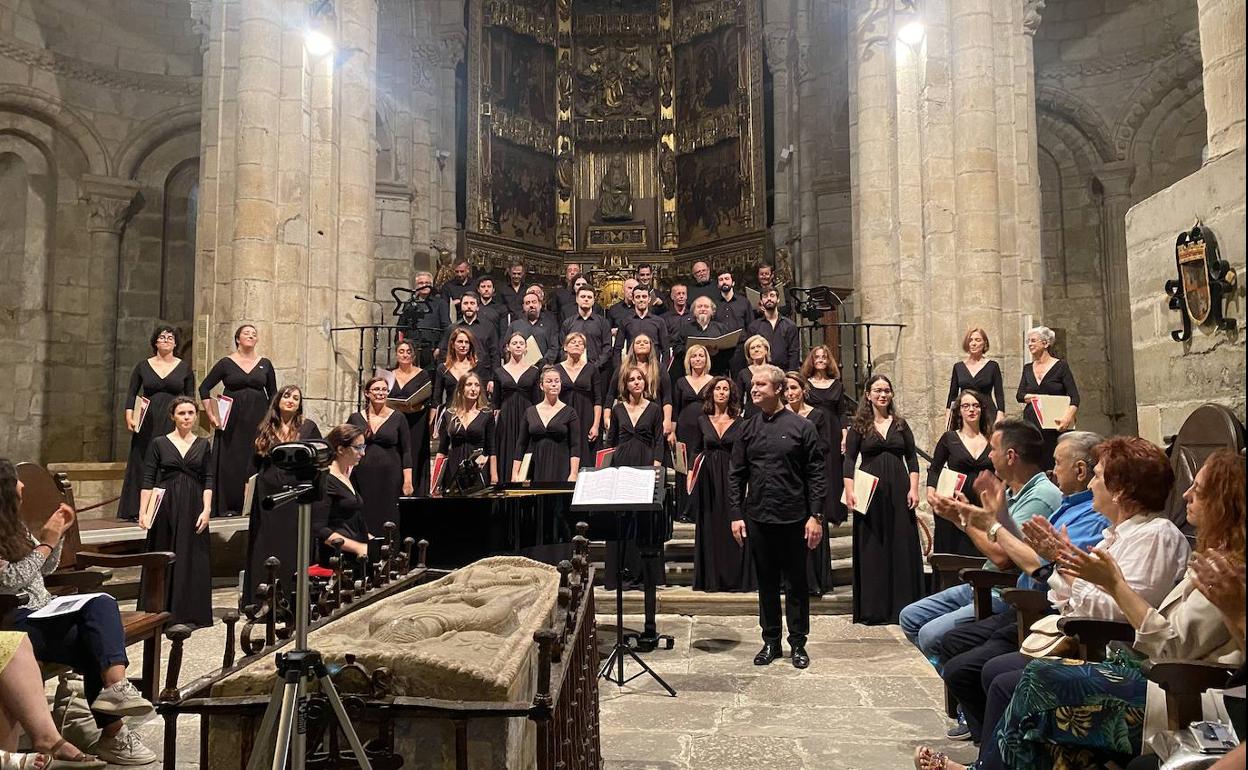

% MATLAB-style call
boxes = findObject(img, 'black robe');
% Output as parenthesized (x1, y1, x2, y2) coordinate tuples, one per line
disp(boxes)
(118, 358, 195, 520)
(198, 357, 276, 517)
(141, 435, 214, 628)
(346, 410, 412, 533)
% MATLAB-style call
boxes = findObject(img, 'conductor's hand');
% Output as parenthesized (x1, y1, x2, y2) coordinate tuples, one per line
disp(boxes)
(805, 517, 823, 550)
(731, 519, 746, 547)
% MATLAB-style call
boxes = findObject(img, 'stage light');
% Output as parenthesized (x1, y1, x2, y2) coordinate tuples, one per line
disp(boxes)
(305, 28, 335, 57)
(897, 20, 925, 46)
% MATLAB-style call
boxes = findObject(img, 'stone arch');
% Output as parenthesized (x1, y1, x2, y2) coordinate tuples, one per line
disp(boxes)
(1034, 85, 1116, 163)
(115, 104, 202, 180)
(1128, 82, 1206, 199)
(0, 86, 109, 176)
(1113, 52, 1205, 161)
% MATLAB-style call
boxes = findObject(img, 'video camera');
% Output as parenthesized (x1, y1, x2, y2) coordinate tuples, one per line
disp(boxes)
(788, 286, 845, 323)
(391, 286, 433, 333)
(265, 440, 333, 509)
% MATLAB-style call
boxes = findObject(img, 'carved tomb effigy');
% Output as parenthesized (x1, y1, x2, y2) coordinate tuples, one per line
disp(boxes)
(206, 556, 562, 769)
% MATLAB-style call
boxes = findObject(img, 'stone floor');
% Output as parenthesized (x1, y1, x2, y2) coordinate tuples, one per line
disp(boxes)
(48, 590, 977, 769)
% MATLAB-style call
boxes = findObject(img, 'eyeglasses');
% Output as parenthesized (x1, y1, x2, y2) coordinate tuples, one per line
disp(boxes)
(350, 444, 366, 454)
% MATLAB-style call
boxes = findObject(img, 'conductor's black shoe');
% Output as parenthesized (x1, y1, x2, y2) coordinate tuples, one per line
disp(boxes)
(753, 643, 782, 666)
(791, 646, 810, 669)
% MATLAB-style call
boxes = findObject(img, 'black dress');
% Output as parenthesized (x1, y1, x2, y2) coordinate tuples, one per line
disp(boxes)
(243, 420, 321, 604)
(118, 359, 195, 520)
(1016, 358, 1080, 471)
(517, 404, 580, 483)
(141, 435, 213, 628)
(198, 357, 276, 517)
(806, 379, 851, 526)
(735, 367, 759, 417)
(947, 360, 1006, 420)
(311, 474, 371, 570)
(432, 362, 491, 411)
(493, 365, 540, 484)
(673, 376, 712, 517)
(603, 400, 666, 591)
(436, 410, 496, 493)
(801, 408, 836, 596)
(558, 362, 600, 467)
(688, 416, 755, 592)
(843, 420, 923, 625)
(926, 430, 994, 557)
(605, 365, 671, 408)
(390, 369, 434, 496)
(346, 410, 412, 533)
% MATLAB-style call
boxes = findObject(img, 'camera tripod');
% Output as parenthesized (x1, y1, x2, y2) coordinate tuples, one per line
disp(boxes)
(245, 482, 373, 770)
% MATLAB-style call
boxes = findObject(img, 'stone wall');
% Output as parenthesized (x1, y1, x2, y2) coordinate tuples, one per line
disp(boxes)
(1126, 148, 1246, 444)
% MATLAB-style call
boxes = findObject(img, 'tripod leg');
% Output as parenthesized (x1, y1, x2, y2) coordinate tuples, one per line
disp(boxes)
(317, 674, 374, 770)
(623, 646, 677, 697)
(245, 677, 291, 770)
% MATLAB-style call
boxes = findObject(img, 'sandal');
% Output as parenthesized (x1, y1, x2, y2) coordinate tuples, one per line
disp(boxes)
(912, 746, 950, 770)
(39, 740, 104, 770)
(0, 749, 51, 770)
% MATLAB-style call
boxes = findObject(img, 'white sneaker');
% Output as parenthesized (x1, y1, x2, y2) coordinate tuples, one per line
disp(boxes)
(89, 725, 157, 766)
(90, 681, 154, 717)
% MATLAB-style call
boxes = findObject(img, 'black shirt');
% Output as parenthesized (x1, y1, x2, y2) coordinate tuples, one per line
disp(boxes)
(552, 286, 579, 326)
(729, 407, 826, 524)
(561, 311, 613, 371)
(498, 281, 528, 319)
(672, 317, 731, 374)
(439, 277, 474, 307)
(663, 307, 691, 338)
(505, 315, 561, 364)
(477, 297, 507, 335)
(440, 317, 499, 367)
(747, 316, 801, 372)
(714, 292, 754, 334)
(616, 313, 670, 362)
(688, 280, 718, 306)
(606, 300, 635, 330)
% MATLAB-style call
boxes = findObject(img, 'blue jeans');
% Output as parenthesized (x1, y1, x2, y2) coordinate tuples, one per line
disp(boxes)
(899, 584, 1008, 666)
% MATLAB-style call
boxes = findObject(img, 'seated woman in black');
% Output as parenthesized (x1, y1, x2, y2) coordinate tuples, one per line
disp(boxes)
(312, 424, 378, 571)
(516, 365, 582, 483)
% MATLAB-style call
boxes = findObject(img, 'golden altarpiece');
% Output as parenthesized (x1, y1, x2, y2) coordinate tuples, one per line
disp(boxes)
(463, 0, 771, 298)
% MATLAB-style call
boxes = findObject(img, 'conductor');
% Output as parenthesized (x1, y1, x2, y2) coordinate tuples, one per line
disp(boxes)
(729, 364, 826, 669)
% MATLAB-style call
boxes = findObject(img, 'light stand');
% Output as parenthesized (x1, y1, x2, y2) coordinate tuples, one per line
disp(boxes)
(245, 476, 373, 770)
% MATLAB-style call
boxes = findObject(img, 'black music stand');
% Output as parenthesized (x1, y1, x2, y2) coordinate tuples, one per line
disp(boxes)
(571, 466, 676, 697)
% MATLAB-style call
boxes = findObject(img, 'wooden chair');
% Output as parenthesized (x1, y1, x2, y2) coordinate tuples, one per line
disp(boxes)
(1140, 656, 1240, 732)
(5, 462, 175, 700)
(1162, 404, 1245, 533)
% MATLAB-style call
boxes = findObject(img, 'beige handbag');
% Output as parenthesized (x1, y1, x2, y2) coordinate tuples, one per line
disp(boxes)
(1020, 613, 1078, 658)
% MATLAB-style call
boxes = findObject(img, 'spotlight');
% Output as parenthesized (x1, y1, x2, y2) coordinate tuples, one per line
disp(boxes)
(897, 20, 925, 46)
(305, 28, 335, 57)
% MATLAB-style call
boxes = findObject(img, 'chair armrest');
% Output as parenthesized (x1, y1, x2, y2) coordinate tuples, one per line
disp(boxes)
(44, 570, 110, 593)
(1141, 658, 1240, 731)
(959, 569, 1020, 619)
(76, 551, 175, 613)
(1057, 616, 1136, 662)
(1001, 588, 1054, 646)
(0, 594, 23, 627)
(929, 553, 984, 591)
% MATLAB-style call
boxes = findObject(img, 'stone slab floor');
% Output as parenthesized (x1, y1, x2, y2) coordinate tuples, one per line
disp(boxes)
(47, 591, 976, 768)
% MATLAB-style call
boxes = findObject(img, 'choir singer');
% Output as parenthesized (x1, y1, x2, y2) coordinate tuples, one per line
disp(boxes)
(729, 364, 826, 670)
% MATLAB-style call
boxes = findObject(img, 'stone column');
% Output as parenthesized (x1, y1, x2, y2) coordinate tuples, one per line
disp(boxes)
(1094, 160, 1137, 434)
(1197, 0, 1246, 160)
(81, 175, 142, 459)
(763, 25, 796, 260)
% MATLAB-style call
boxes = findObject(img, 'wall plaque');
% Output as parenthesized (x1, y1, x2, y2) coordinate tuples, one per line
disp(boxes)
(1164, 222, 1238, 341)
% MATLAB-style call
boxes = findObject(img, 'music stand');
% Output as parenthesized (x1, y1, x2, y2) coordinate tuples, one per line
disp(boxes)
(571, 466, 676, 697)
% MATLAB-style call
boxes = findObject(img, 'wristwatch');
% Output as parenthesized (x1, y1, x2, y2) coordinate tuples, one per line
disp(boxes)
(810, 513, 825, 524)
(1030, 562, 1056, 583)
(986, 522, 1002, 543)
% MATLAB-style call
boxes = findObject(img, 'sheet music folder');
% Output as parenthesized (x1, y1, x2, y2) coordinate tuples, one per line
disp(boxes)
(570, 466, 665, 512)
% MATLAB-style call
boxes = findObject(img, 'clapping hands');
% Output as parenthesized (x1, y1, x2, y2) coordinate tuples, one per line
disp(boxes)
(39, 503, 75, 545)
(1022, 516, 1073, 562)
(1057, 544, 1125, 591)
(1190, 550, 1246, 622)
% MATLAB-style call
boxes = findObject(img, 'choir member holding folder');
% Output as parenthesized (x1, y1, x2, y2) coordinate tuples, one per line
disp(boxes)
(244, 386, 320, 604)
(347, 377, 413, 532)
(557, 333, 601, 469)
(687, 377, 754, 592)
(138, 396, 213, 629)
(945, 327, 1005, 425)
(434, 371, 497, 494)
(783, 371, 836, 596)
(673, 344, 714, 522)
(1016, 325, 1079, 471)
(842, 374, 922, 625)
(926, 389, 994, 557)
(385, 340, 434, 497)
(118, 325, 195, 521)
(516, 366, 581, 483)
(198, 323, 276, 518)
(603, 365, 666, 591)
(493, 333, 540, 484)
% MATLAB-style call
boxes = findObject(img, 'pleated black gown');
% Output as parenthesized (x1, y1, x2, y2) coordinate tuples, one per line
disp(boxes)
(673, 376, 712, 517)
(806, 379, 850, 526)
(118, 358, 195, 520)
(390, 369, 434, 497)
(436, 410, 496, 493)
(243, 419, 321, 605)
(346, 410, 412, 534)
(844, 421, 923, 625)
(801, 407, 836, 596)
(493, 365, 539, 484)
(688, 415, 755, 592)
(557, 361, 600, 468)
(927, 430, 995, 556)
(141, 435, 213, 628)
(603, 401, 665, 591)
(199, 357, 276, 517)
(518, 404, 580, 483)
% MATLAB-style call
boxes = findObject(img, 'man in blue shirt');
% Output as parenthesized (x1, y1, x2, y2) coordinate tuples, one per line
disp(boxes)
(899, 420, 1063, 664)
(933, 431, 1108, 742)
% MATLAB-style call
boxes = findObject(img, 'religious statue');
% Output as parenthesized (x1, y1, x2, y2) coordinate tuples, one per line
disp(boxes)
(597, 156, 633, 222)
(659, 141, 676, 200)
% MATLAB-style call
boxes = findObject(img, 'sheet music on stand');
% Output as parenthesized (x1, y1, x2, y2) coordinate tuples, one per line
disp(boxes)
(572, 466, 663, 509)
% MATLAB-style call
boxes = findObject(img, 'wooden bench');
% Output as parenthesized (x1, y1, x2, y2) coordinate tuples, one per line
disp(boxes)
(0, 463, 175, 700)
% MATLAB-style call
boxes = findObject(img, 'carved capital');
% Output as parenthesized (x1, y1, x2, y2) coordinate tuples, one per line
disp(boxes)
(1023, 0, 1046, 36)
(763, 27, 790, 73)
(80, 175, 142, 234)
(1093, 160, 1135, 202)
